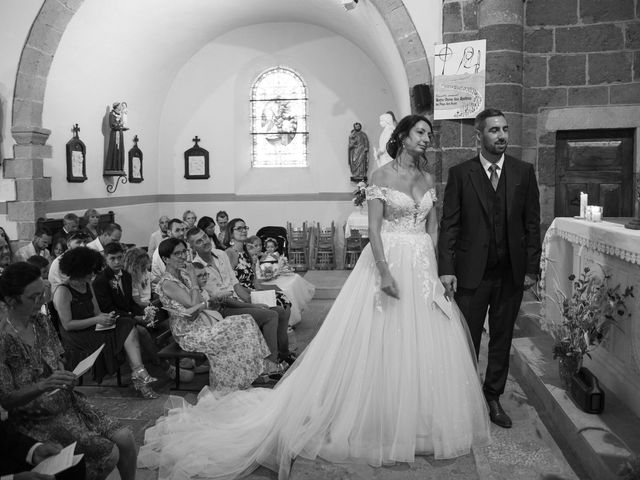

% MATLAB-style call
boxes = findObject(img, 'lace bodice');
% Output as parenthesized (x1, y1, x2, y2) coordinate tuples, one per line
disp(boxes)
(366, 185, 436, 234)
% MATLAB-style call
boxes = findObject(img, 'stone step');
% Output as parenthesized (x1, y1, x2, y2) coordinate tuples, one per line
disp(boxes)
(511, 335, 640, 480)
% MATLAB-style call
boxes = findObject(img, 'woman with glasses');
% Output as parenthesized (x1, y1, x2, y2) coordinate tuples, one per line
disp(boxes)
(224, 219, 294, 363)
(0, 262, 138, 480)
(154, 238, 270, 392)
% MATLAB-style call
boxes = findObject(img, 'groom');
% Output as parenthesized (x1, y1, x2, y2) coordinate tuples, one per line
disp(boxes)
(438, 108, 541, 428)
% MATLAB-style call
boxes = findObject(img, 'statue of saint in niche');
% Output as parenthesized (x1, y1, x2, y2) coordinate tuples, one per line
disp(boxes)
(104, 101, 129, 175)
(348, 122, 369, 183)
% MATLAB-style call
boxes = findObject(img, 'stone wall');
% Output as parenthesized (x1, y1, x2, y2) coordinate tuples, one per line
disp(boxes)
(440, 0, 640, 229)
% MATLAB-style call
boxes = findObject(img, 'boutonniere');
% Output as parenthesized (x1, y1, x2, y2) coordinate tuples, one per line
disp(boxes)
(109, 279, 119, 290)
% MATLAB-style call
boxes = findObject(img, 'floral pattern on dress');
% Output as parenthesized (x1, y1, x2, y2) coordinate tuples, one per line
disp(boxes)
(0, 313, 123, 480)
(234, 250, 292, 308)
(155, 271, 270, 392)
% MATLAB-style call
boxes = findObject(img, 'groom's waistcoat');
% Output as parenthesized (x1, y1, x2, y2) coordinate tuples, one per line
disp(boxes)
(485, 169, 509, 271)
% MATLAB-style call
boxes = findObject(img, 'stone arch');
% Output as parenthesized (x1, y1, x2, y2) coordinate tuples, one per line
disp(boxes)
(8, 0, 429, 240)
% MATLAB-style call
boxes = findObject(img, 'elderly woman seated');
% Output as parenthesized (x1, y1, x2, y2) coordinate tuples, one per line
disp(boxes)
(155, 237, 273, 391)
(52, 247, 159, 398)
(0, 262, 137, 480)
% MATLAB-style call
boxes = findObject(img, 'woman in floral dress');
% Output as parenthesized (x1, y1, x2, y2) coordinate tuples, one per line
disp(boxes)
(0, 262, 137, 480)
(155, 238, 270, 392)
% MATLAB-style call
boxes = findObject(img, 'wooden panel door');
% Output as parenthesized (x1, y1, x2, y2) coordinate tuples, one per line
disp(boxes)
(555, 129, 634, 218)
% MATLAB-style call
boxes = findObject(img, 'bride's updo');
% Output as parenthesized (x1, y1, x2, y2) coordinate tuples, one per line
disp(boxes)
(386, 114, 433, 159)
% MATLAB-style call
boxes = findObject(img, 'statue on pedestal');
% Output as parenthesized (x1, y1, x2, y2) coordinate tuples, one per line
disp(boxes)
(348, 122, 369, 183)
(373, 111, 397, 170)
(104, 101, 129, 175)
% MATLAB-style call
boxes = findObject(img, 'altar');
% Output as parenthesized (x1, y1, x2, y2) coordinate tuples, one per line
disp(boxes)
(541, 217, 640, 417)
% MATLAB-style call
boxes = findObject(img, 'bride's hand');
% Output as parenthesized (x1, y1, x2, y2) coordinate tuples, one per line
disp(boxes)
(380, 272, 399, 299)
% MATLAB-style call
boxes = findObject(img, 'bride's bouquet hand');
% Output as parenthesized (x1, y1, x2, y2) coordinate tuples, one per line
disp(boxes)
(380, 272, 399, 299)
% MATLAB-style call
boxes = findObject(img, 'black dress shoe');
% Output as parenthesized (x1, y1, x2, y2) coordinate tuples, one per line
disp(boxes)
(487, 399, 512, 428)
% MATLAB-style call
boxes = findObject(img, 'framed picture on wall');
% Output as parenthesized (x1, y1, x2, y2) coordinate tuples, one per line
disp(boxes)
(128, 135, 143, 183)
(66, 124, 87, 182)
(184, 136, 210, 179)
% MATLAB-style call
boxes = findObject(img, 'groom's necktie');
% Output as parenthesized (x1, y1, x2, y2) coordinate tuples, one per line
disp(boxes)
(488, 164, 500, 191)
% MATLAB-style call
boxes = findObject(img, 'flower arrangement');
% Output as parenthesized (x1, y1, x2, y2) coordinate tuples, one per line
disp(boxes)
(143, 305, 159, 328)
(352, 181, 367, 207)
(541, 267, 634, 359)
(260, 263, 278, 280)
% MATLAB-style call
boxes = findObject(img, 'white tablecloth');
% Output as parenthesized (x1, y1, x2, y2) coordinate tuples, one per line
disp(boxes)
(345, 209, 369, 238)
(263, 273, 315, 326)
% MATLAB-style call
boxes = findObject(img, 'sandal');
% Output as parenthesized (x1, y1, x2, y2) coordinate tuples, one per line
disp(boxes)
(131, 366, 158, 384)
(132, 379, 159, 399)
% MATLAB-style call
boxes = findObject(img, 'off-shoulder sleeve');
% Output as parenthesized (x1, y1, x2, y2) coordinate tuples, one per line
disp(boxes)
(365, 185, 386, 202)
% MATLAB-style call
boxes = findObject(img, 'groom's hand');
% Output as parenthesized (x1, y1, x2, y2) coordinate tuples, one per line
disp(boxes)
(523, 273, 538, 290)
(439, 275, 457, 299)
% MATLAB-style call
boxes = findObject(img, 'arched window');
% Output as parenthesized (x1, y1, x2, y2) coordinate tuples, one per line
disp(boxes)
(251, 67, 308, 168)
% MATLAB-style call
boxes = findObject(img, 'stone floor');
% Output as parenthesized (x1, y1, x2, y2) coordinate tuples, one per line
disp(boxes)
(79, 271, 581, 480)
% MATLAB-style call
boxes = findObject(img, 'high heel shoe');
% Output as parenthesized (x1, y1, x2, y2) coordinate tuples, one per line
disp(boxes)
(131, 366, 158, 384)
(132, 379, 159, 399)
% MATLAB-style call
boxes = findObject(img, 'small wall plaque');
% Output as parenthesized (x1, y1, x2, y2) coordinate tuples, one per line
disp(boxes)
(184, 136, 210, 180)
(128, 135, 143, 183)
(66, 123, 87, 182)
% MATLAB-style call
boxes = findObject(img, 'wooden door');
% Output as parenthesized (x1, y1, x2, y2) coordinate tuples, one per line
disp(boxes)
(555, 129, 634, 218)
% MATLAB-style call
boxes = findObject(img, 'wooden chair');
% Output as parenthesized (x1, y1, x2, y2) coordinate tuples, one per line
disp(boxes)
(344, 227, 364, 269)
(157, 339, 207, 391)
(286, 222, 310, 272)
(314, 222, 335, 270)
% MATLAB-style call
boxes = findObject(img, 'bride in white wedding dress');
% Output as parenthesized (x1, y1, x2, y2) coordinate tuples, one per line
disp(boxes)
(137, 115, 491, 480)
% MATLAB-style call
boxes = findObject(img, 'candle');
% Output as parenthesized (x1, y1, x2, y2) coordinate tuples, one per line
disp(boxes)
(580, 192, 588, 218)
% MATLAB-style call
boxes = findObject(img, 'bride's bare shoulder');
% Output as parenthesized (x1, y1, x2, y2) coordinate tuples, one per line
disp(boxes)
(370, 164, 394, 186)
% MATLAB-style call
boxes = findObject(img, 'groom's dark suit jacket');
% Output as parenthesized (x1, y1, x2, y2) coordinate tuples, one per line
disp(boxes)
(438, 154, 541, 289)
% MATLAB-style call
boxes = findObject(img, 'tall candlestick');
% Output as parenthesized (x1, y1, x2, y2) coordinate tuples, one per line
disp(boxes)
(580, 192, 588, 218)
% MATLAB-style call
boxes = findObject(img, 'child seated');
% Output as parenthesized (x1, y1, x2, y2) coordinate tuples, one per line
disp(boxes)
(259, 238, 281, 265)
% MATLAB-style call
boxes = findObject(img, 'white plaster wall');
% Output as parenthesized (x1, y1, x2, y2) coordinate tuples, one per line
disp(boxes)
(158, 23, 395, 196)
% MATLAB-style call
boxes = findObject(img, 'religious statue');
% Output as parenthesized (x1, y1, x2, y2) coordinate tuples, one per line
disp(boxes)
(373, 111, 397, 170)
(104, 101, 129, 175)
(348, 122, 369, 183)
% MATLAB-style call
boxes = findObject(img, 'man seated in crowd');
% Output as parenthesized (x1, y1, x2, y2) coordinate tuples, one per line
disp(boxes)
(0, 235, 10, 275)
(147, 215, 170, 256)
(1, 412, 86, 480)
(86, 223, 122, 254)
(151, 218, 188, 282)
(92, 242, 194, 382)
(48, 231, 90, 296)
(186, 227, 294, 364)
(51, 213, 79, 248)
(14, 227, 52, 263)
(215, 210, 229, 246)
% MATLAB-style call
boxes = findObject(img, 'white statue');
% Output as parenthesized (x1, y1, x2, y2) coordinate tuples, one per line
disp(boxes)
(373, 111, 396, 169)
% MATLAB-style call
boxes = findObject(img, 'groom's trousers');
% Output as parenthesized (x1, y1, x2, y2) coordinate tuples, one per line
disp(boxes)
(455, 264, 524, 401)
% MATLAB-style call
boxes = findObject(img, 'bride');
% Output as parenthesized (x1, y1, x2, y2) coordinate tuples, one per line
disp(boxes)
(138, 115, 491, 480)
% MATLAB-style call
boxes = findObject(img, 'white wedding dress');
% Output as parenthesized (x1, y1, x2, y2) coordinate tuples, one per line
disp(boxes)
(138, 185, 491, 480)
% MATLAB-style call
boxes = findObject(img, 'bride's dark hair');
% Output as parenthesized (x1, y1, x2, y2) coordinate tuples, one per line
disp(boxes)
(386, 114, 433, 173)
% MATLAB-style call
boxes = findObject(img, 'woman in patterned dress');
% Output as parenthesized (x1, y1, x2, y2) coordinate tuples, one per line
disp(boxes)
(155, 238, 270, 392)
(0, 262, 138, 480)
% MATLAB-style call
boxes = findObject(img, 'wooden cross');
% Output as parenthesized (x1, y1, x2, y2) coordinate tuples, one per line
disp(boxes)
(192, 136, 200, 146)
(72, 123, 80, 138)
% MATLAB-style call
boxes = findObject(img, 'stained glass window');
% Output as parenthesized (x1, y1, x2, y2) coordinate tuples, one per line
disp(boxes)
(251, 67, 308, 168)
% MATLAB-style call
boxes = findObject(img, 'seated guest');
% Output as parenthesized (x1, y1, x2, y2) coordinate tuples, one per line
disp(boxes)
(186, 228, 292, 370)
(246, 235, 263, 268)
(86, 223, 122, 254)
(197, 216, 224, 250)
(14, 227, 52, 263)
(0, 263, 137, 480)
(0, 414, 87, 480)
(215, 210, 229, 247)
(26, 255, 51, 310)
(48, 231, 90, 296)
(156, 238, 272, 391)
(123, 247, 153, 309)
(51, 237, 67, 259)
(82, 209, 101, 240)
(259, 237, 281, 265)
(182, 210, 197, 229)
(147, 215, 170, 256)
(151, 219, 187, 283)
(0, 232, 12, 276)
(51, 213, 79, 248)
(224, 219, 293, 337)
(52, 247, 159, 398)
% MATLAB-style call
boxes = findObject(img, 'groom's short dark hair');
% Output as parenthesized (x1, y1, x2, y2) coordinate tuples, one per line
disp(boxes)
(475, 108, 505, 131)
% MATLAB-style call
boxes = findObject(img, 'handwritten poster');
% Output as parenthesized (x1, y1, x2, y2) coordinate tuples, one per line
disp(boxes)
(433, 40, 486, 120)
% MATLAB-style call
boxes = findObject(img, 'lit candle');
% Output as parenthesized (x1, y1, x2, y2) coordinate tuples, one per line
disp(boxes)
(580, 192, 588, 218)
